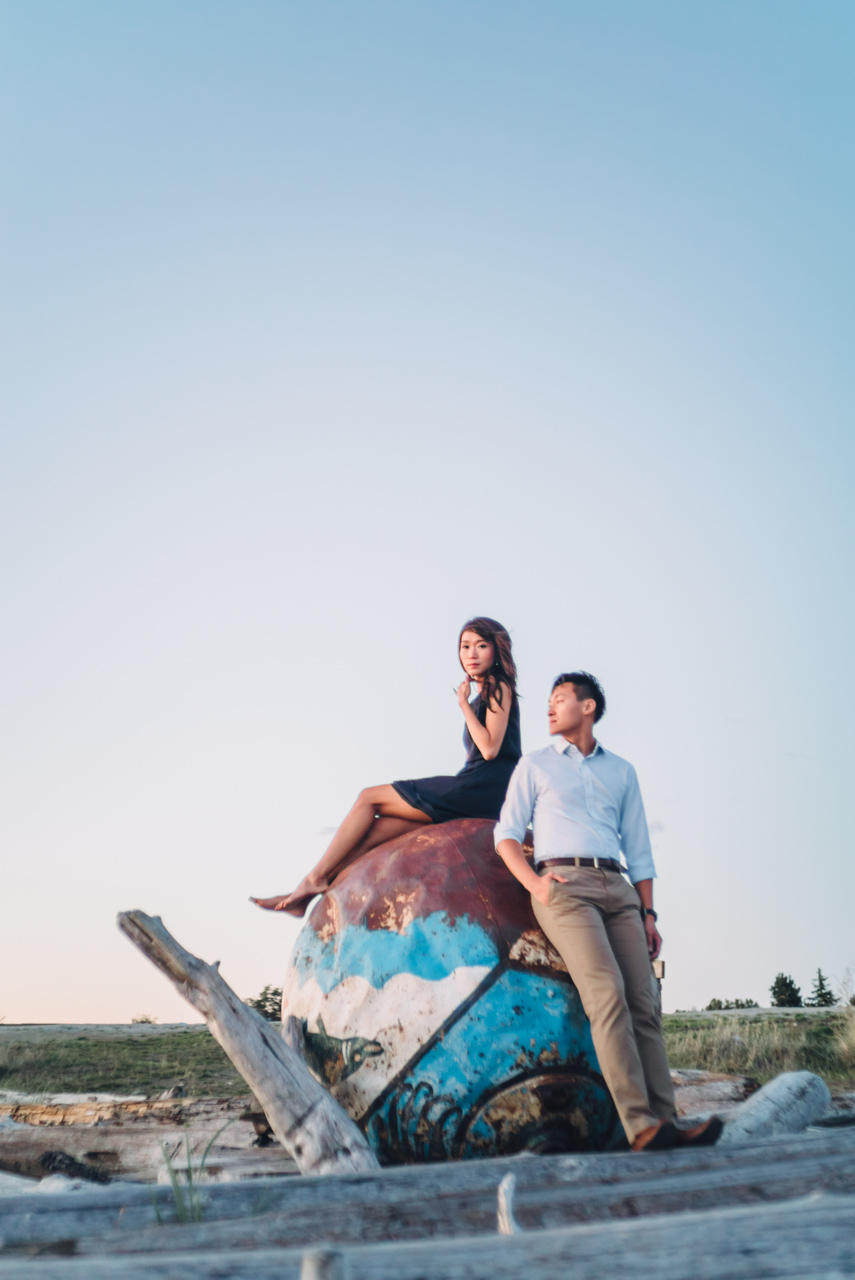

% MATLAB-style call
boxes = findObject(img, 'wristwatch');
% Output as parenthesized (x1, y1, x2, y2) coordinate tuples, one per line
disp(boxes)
(641, 907, 658, 921)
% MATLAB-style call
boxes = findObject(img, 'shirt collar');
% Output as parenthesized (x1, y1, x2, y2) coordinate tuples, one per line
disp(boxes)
(552, 737, 603, 760)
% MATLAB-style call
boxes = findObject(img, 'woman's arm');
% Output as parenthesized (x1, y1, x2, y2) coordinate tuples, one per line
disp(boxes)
(456, 679, 512, 760)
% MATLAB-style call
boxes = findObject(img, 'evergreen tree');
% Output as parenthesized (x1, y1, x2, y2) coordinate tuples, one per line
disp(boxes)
(244, 984, 283, 1021)
(805, 969, 836, 1008)
(770, 973, 802, 1007)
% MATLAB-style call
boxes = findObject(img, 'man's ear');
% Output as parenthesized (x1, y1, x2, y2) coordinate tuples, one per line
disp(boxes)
(581, 698, 597, 718)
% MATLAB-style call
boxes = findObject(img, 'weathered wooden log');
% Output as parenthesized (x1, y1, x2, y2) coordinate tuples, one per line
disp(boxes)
(116, 911, 379, 1176)
(0, 1192, 853, 1279)
(0, 1097, 299, 1184)
(669, 1068, 759, 1117)
(0, 1128, 296, 1184)
(719, 1070, 831, 1144)
(3, 1129, 853, 1258)
(153, 1148, 298, 1183)
(2, 1128, 853, 1249)
(73, 1144, 855, 1254)
(0, 1107, 276, 1183)
(0, 1172, 33, 1198)
(0, 1097, 245, 1130)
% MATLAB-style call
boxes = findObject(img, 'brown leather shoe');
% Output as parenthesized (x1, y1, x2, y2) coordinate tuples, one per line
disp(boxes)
(631, 1120, 682, 1152)
(677, 1115, 724, 1147)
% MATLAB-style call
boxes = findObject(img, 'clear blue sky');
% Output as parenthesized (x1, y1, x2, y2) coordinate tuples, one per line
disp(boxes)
(2, 1, 853, 1022)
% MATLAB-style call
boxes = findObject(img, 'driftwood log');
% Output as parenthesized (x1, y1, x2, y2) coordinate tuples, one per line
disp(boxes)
(719, 1070, 831, 1144)
(0, 1130, 297, 1188)
(1, 1128, 853, 1254)
(0, 1191, 852, 1279)
(115, 911, 379, 1176)
(71, 1139, 855, 1254)
(0, 1097, 299, 1183)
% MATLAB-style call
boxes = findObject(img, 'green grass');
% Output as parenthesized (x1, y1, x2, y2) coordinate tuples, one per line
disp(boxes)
(2, 1013, 853, 1100)
(662, 1009, 855, 1091)
(0, 1032, 246, 1098)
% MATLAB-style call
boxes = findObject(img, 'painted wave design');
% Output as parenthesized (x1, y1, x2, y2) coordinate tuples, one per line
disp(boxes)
(292, 911, 500, 994)
(282, 965, 494, 1117)
(283, 911, 500, 1117)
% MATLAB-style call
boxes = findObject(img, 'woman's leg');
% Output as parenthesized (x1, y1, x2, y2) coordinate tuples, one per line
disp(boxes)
(330, 815, 426, 879)
(292, 786, 430, 894)
(252, 786, 430, 914)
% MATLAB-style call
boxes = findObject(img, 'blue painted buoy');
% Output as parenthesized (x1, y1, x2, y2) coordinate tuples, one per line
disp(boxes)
(282, 818, 619, 1162)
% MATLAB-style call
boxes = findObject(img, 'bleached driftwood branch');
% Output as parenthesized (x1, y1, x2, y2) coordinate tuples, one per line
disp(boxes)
(6, 1129, 854, 1256)
(116, 911, 379, 1176)
(497, 1173, 521, 1235)
(718, 1070, 831, 1144)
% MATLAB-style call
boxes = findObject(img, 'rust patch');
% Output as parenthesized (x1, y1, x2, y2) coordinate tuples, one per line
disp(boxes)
(484, 1084, 545, 1130)
(307, 819, 544, 954)
(508, 930, 568, 973)
(567, 1106, 589, 1139)
(538, 1041, 563, 1066)
(454, 1071, 611, 1157)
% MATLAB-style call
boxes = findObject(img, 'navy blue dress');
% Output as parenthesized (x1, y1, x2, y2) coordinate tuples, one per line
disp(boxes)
(392, 691, 521, 823)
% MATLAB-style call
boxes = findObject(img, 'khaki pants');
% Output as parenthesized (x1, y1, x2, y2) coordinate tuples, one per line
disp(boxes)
(531, 867, 675, 1143)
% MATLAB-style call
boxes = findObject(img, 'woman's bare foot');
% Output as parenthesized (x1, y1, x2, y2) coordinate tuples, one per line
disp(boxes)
(250, 876, 330, 919)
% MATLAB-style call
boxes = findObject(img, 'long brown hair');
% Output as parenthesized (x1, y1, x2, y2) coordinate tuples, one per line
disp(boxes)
(458, 617, 517, 712)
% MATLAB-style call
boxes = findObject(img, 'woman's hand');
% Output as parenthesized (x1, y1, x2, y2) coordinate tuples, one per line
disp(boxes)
(456, 677, 512, 758)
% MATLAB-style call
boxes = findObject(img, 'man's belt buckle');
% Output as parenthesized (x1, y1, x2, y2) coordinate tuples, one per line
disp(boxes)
(592, 857, 600, 869)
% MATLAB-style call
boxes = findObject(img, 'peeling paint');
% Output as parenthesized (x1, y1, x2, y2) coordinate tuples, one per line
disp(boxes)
(284, 819, 618, 1161)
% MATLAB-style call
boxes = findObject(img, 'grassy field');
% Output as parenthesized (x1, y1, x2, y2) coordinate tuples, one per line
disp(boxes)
(665, 1009, 855, 1092)
(1, 1011, 853, 1098)
(0, 1031, 246, 1099)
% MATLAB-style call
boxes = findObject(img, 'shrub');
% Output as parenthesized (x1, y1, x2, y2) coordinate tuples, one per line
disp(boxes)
(770, 973, 802, 1008)
(705, 998, 759, 1011)
(245, 985, 282, 1022)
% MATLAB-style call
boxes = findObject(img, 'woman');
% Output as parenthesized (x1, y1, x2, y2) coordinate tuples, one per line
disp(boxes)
(252, 616, 521, 917)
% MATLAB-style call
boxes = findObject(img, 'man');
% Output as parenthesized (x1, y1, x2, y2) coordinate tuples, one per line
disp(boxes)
(494, 671, 721, 1151)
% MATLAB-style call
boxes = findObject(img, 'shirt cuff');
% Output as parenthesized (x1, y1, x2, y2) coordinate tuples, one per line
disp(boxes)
(625, 857, 657, 883)
(493, 820, 526, 848)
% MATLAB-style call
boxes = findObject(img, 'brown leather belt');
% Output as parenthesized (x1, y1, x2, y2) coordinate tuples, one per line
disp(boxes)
(539, 857, 624, 873)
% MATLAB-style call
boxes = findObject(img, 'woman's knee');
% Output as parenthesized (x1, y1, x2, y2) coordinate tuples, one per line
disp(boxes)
(356, 785, 388, 812)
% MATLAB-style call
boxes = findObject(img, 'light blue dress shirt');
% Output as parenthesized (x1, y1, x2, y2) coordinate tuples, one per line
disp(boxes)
(494, 739, 657, 884)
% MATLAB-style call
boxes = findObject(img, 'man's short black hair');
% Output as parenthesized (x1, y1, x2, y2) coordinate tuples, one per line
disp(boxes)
(551, 671, 606, 723)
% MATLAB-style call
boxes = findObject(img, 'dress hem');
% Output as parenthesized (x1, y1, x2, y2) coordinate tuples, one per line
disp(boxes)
(391, 780, 439, 822)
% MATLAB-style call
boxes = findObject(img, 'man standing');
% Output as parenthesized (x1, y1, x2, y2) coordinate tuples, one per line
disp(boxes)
(494, 671, 721, 1151)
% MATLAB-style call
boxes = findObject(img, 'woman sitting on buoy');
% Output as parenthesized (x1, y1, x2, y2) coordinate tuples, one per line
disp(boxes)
(252, 616, 521, 918)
